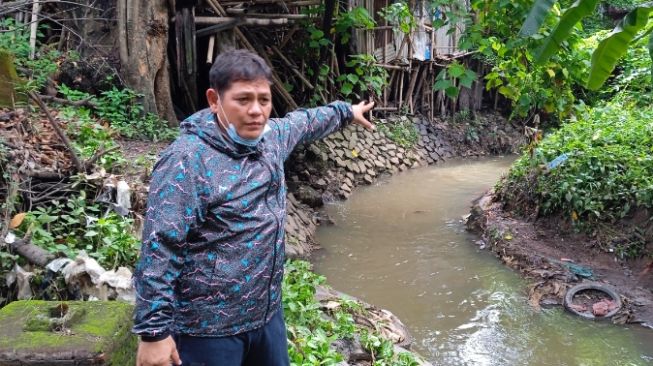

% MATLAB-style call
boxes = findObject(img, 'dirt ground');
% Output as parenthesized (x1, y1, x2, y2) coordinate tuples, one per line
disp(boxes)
(468, 192, 653, 329)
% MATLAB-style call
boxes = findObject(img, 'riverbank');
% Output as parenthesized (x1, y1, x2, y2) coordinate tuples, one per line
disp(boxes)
(282, 112, 526, 258)
(277, 112, 526, 364)
(467, 191, 653, 329)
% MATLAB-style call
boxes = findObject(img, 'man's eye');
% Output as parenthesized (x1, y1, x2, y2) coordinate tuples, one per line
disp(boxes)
(260, 99, 270, 105)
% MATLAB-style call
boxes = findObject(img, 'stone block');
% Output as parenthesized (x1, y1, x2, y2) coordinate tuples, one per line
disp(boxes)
(0, 300, 136, 365)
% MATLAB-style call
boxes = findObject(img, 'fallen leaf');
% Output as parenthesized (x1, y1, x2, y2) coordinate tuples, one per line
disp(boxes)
(10, 212, 26, 229)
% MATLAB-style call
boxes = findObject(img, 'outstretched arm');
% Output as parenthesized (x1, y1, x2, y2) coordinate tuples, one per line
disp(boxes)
(271, 100, 375, 160)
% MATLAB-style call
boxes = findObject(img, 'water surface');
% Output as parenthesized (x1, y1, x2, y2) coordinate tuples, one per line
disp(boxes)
(314, 157, 653, 365)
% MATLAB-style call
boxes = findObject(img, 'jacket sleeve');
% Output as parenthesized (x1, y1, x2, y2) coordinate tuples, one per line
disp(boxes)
(132, 149, 206, 340)
(271, 101, 353, 160)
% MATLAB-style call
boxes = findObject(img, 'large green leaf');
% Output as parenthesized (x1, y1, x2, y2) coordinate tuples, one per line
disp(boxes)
(520, 0, 558, 36)
(587, 5, 653, 90)
(535, 0, 601, 64)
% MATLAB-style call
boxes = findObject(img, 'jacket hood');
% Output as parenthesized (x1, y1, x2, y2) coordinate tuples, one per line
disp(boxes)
(179, 108, 261, 158)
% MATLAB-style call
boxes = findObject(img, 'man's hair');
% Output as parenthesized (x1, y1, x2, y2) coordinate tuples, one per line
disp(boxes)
(209, 49, 272, 94)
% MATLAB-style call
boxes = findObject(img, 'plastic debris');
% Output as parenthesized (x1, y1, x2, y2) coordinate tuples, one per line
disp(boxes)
(116, 180, 131, 211)
(46, 257, 73, 273)
(98, 267, 135, 303)
(59, 251, 135, 302)
(8, 264, 34, 300)
(3, 231, 15, 245)
(546, 153, 569, 170)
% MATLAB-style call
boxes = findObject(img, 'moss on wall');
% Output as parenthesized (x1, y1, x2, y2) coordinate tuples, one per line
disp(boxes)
(0, 300, 136, 365)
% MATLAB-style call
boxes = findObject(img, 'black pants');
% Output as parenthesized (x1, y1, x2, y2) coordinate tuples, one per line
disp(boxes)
(174, 310, 290, 366)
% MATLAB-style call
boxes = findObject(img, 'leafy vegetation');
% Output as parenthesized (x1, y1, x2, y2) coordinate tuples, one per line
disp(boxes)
(433, 61, 477, 99)
(14, 189, 140, 269)
(59, 84, 178, 142)
(521, 0, 653, 91)
(283, 260, 419, 366)
(337, 54, 389, 100)
(0, 18, 68, 91)
(497, 101, 653, 256)
(461, 0, 591, 119)
(376, 118, 420, 148)
(300, 5, 390, 106)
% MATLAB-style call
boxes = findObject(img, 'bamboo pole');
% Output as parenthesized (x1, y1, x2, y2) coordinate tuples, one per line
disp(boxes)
(223, 12, 308, 19)
(271, 45, 314, 90)
(194, 16, 290, 26)
(205, 0, 298, 110)
(207, 35, 215, 64)
(28, 0, 39, 60)
(398, 69, 404, 112)
(405, 64, 419, 114)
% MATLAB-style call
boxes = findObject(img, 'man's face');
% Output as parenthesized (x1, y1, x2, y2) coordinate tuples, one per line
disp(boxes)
(207, 78, 272, 140)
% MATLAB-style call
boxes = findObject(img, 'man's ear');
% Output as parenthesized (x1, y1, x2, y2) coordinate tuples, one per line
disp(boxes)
(206, 88, 220, 114)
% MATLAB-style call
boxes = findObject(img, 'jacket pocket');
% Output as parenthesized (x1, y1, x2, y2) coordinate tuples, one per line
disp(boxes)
(176, 253, 217, 301)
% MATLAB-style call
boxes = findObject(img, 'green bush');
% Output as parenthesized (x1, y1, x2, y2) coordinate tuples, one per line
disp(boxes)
(500, 101, 653, 223)
(15, 190, 140, 269)
(59, 84, 178, 142)
(0, 18, 69, 91)
(283, 260, 419, 365)
(377, 119, 419, 148)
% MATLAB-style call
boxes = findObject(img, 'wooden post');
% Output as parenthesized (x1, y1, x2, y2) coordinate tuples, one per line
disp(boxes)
(28, 0, 40, 60)
(405, 63, 420, 114)
(206, 35, 215, 64)
(398, 68, 404, 112)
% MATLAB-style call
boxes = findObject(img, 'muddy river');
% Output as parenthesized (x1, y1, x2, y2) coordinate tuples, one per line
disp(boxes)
(314, 156, 653, 365)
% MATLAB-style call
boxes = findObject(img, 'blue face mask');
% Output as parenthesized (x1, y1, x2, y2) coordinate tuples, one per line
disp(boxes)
(217, 98, 270, 147)
(226, 123, 270, 147)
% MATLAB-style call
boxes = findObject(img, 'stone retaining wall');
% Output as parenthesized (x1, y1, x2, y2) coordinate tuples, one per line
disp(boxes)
(284, 113, 525, 257)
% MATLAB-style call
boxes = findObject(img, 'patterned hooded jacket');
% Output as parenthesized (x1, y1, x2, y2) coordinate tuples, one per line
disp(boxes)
(132, 101, 353, 340)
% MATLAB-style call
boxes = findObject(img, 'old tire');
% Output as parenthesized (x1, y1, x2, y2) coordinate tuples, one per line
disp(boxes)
(563, 282, 622, 320)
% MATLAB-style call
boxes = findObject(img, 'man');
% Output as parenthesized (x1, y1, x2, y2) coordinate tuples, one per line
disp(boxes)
(133, 49, 374, 366)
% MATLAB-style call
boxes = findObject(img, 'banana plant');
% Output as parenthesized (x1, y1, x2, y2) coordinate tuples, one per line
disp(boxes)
(520, 0, 653, 90)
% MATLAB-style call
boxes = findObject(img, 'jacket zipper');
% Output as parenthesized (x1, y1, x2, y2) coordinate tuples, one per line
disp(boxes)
(261, 157, 281, 321)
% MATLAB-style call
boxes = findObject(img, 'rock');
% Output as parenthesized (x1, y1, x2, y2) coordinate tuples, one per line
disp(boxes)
(295, 207, 312, 225)
(364, 174, 374, 184)
(340, 182, 351, 193)
(315, 178, 327, 188)
(357, 161, 366, 173)
(390, 157, 400, 165)
(335, 157, 346, 168)
(346, 161, 359, 174)
(346, 172, 354, 180)
(374, 159, 384, 168)
(0, 301, 136, 365)
(296, 186, 323, 208)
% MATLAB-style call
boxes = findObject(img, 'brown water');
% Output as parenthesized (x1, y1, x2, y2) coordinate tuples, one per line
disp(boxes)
(314, 156, 653, 365)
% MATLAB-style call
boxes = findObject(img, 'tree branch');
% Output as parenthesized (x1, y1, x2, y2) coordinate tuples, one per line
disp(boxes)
(28, 91, 84, 172)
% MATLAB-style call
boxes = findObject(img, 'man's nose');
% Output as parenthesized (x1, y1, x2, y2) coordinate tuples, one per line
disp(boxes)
(249, 102, 262, 115)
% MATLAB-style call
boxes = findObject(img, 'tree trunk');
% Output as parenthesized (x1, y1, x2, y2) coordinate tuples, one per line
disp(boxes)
(117, 0, 177, 125)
